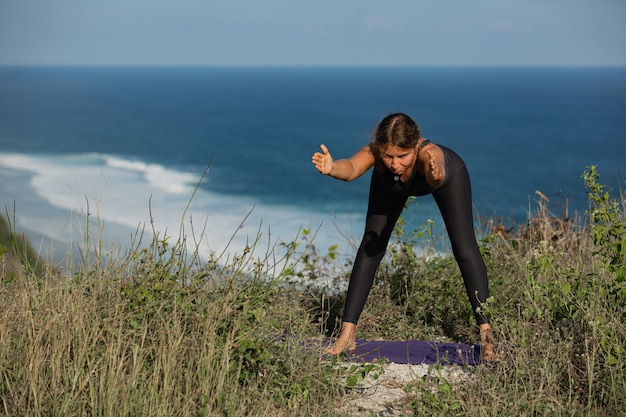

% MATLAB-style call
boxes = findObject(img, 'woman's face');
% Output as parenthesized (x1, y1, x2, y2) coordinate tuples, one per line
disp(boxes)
(380, 144, 418, 177)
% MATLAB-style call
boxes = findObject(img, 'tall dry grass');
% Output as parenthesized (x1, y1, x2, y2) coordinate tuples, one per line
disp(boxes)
(1, 165, 625, 416)
(0, 224, 342, 416)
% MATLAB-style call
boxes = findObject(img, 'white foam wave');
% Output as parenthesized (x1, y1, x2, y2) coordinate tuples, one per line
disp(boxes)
(103, 155, 198, 195)
(0, 152, 364, 263)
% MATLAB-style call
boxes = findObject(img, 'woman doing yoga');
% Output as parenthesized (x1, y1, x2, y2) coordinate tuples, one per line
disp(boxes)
(312, 112, 496, 361)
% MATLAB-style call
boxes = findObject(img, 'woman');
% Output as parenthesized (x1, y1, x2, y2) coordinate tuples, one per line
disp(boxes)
(311, 112, 496, 360)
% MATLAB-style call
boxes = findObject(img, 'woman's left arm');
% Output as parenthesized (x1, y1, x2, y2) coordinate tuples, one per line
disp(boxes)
(424, 148, 446, 187)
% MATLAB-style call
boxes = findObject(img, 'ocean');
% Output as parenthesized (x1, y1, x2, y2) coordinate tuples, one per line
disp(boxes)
(1, 66, 625, 263)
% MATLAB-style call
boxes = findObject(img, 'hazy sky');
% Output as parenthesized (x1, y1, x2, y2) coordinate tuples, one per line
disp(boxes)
(1, 0, 625, 66)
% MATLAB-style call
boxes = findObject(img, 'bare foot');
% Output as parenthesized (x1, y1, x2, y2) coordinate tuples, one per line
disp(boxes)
(326, 322, 357, 355)
(479, 323, 500, 362)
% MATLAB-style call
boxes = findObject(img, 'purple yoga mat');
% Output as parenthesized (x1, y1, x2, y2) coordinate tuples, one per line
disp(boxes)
(343, 339, 482, 365)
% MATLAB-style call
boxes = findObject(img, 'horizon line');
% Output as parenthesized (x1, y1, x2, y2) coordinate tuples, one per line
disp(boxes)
(1, 63, 626, 69)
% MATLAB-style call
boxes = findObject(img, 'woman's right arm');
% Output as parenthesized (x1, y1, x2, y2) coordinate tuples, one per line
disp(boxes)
(312, 144, 375, 182)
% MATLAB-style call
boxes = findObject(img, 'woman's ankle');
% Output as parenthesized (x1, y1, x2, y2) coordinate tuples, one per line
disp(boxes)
(326, 322, 357, 355)
(478, 323, 499, 362)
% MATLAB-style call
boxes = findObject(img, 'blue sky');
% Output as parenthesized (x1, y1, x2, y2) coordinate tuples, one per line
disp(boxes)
(1, 0, 625, 66)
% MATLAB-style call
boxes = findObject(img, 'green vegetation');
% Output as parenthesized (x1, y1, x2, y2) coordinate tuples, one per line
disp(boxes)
(0, 212, 45, 277)
(1, 166, 624, 416)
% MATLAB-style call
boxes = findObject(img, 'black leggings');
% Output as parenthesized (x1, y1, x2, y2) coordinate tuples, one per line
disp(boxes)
(342, 146, 490, 326)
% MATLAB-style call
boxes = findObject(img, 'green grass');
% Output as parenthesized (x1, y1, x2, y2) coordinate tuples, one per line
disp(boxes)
(0, 212, 45, 276)
(1, 166, 625, 416)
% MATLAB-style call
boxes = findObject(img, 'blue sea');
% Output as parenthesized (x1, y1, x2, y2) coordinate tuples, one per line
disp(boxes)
(1, 66, 625, 263)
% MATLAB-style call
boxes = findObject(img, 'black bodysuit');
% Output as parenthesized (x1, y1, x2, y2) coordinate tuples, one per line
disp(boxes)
(342, 141, 490, 325)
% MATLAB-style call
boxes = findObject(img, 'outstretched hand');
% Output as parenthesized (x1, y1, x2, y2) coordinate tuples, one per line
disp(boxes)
(312, 144, 333, 175)
(426, 150, 443, 182)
